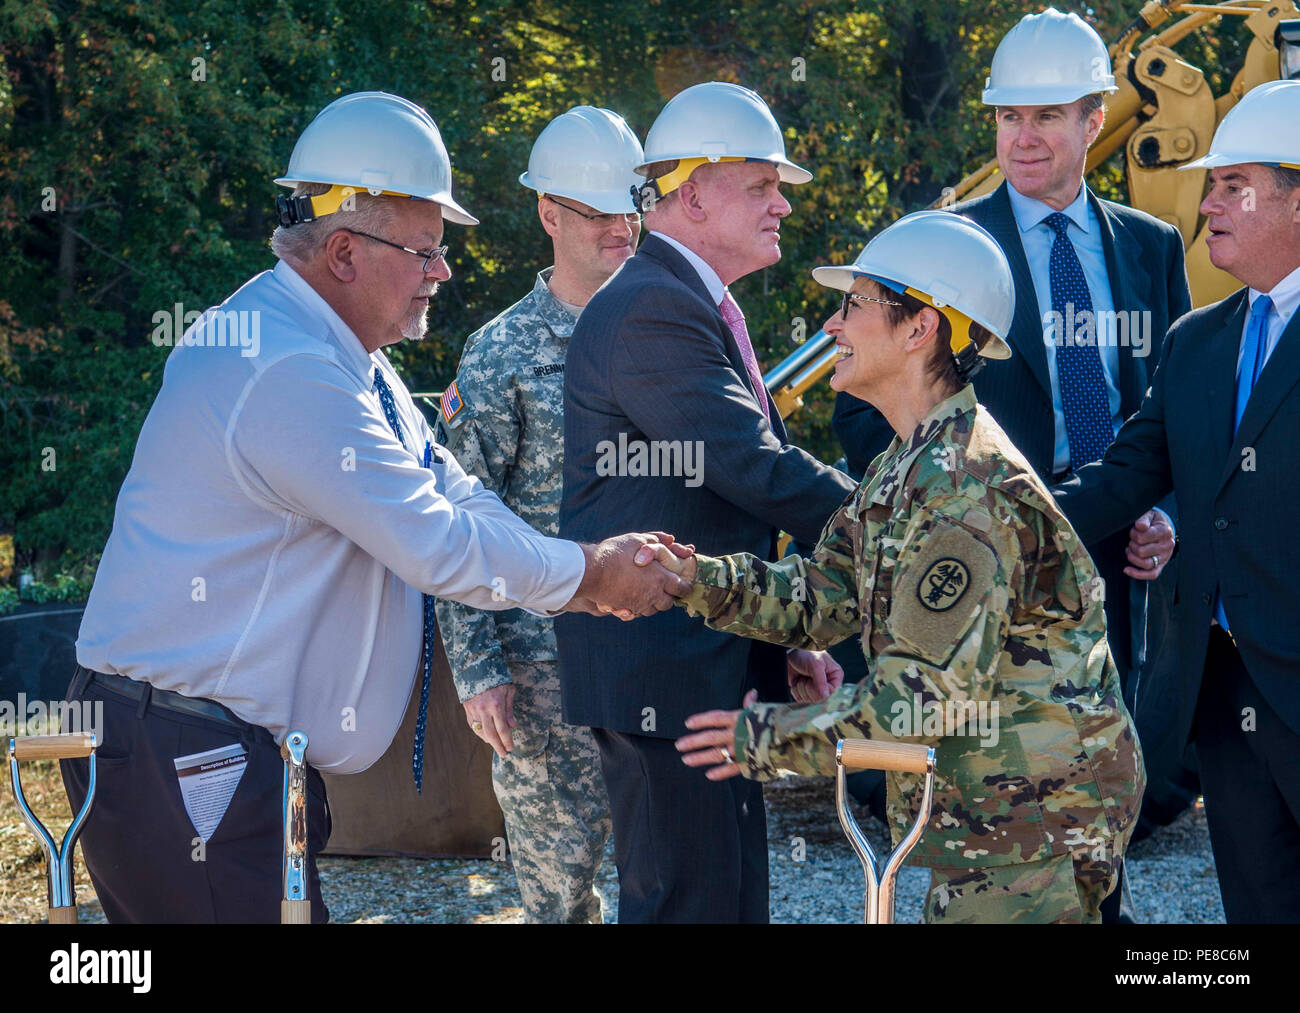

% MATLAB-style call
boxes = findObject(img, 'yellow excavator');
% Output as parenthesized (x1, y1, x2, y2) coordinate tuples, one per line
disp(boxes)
(767, 0, 1300, 419)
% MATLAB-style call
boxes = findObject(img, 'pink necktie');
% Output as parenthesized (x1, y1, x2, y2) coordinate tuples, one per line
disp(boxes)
(718, 291, 770, 421)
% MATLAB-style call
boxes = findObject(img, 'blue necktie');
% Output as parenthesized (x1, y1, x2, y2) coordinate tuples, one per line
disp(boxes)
(373, 368, 436, 793)
(1046, 212, 1112, 468)
(1215, 294, 1275, 631)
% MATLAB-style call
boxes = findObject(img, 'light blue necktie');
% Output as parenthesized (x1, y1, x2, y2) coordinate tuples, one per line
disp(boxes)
(373, 368, 436, 792)
(1045, 212, 1112, 468)
(1214, 294, 1274, 632)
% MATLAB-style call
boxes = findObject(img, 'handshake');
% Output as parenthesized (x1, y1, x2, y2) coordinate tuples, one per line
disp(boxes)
(565, 532, 701, 620)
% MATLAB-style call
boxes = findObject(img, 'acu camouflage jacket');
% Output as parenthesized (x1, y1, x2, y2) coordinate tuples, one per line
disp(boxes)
(435, 269, 575, 701)
(678, 386, 1146, 870)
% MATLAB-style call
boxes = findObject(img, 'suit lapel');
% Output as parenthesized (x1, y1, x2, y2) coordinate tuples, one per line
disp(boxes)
(1222, 293, 1300, 492)
(638, 235, 782, 426)
(1204, 295, 1246, 492)
(1091, 191, 1153, 415)
(982, 184, 1053, 401)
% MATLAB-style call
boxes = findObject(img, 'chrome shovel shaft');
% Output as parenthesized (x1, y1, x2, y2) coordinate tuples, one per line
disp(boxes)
(835, 738, 937, 924)
(8, 732, 98, 922)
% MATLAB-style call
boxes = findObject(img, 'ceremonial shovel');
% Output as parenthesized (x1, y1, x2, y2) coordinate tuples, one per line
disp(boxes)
(281, 730, 311, 924)
(7, 732, 98, 924)
(835, 738, 936, 924)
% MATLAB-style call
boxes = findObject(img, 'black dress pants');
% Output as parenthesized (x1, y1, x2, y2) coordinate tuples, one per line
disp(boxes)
(60, 666, 331, 923)
(593, 728, 769, 923)
(1196, 627, 1300, 923)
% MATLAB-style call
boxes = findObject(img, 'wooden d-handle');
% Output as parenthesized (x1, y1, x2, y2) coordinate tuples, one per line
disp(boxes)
(837, 739, 930, 774)
(12, 733, 96, 761)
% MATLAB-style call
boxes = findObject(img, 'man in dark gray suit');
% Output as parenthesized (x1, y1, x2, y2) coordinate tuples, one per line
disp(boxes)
(831, 10, 1195, 915)
(1054, 81, 1300, 922)
(557, 82, 856, 923)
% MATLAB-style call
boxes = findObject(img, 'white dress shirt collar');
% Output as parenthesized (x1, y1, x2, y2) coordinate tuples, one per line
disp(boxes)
(1007, 181, 1091, 235)
(650, 231, 727, 306)
(272, 259, 376, 384)
(1251, 261, 1300, 327)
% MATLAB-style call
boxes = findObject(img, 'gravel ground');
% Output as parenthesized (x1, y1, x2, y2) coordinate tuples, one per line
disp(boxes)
(314, 775, 1223, 924)
(3, 769, 1222, 924)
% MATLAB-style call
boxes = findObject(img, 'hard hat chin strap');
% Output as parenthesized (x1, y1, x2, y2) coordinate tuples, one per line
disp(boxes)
(903, 286, 976, 355)
(630, 155, 749, 213)
(275, 183, 413, 227)
(898, 284, 987, 382)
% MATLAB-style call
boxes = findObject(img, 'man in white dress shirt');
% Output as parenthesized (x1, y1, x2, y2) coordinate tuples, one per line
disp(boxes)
(60, 91, 690, 923)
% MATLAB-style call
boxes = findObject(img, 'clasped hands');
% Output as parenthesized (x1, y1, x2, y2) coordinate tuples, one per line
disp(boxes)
(563, 531, 697, 620)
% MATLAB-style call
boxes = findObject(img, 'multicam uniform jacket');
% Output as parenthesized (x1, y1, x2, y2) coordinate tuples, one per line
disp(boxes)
(678, 386, 1146, 871)
(435, 269, 575, 701)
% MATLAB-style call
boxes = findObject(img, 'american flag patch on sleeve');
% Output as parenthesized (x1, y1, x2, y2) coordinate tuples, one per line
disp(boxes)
(441, 380, 464, 423)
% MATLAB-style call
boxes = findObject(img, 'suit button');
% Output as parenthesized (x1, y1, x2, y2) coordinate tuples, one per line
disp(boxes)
(1214, 518, 1229, 530)
(1202, 593, 1212, 605)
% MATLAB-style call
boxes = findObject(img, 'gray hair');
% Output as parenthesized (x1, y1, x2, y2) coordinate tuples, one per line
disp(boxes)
(269, 181, 401, 264)
(1078, 92, 1107, 122)
(1270, 164, 1300, 194)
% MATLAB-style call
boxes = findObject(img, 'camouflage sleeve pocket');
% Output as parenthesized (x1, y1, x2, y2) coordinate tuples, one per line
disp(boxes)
(887, 516, 999, 668)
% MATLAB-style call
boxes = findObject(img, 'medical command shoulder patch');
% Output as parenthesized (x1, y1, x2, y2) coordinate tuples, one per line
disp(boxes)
(889, 517, 997, 666)
(441, 380, 464, 424)
(917, 557, 971, 612)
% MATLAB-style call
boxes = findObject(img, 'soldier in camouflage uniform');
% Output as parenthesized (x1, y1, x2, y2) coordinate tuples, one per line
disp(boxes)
(434, 107, 645, 923)
(671, 212, 1146, 923)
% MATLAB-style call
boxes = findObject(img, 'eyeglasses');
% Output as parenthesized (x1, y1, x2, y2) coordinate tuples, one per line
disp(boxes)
(545, 196, 642, 226)
(347, 230, 449, 273)
(841, 292, 902, 318)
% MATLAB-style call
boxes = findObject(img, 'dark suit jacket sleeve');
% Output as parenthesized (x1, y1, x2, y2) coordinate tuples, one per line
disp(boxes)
(607, 287, 855, 546)
(1054, 324, 1179, 544)
(832, 391, 896, 480)
(1151, 220, 1191, 533)
(1163, 226, 1193, 328)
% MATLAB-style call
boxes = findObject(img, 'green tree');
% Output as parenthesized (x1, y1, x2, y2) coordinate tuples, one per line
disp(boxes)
(0, 0, 1256, 579)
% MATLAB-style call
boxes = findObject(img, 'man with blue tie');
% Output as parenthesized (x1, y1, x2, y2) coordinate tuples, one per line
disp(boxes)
(830, 9, 1193, 919)
(1054, 80, 1300, 922)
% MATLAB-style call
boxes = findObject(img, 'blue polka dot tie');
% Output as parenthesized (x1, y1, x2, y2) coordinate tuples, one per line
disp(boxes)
(1215, 294, 1275, 632)
(373, 368, 436, 793)
(1046, 212, 1112, 468)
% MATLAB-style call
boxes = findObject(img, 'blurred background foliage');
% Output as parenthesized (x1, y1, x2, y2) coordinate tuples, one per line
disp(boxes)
(0, 0, 1254, 581)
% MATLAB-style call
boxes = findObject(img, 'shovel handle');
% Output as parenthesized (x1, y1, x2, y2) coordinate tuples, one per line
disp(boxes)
(48, 905, 78, 924)
(282, 899, 311, 924)
(837, 739, 931, 774)
(12, 733, 96, 761)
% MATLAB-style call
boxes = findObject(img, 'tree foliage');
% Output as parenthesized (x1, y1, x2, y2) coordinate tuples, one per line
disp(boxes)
(0, 0, 1256, 575)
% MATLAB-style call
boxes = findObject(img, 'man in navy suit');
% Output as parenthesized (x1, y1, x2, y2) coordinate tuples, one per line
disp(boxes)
(557, 83, 856, 923)
(832, 11, 1195, 916)
(1054, 81, 1300, 922)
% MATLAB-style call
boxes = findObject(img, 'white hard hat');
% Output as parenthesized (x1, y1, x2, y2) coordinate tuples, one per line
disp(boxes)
(635, 81, 811, 199)
(1179, 80, 1300, 171)
(812, 210, 1015, 361)
(982, 8, 1117, 107)
(275, 91, 478, 226)
(519, 106, 645, 214)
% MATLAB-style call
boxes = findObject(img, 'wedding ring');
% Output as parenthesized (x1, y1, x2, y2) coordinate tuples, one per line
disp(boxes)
(471, 720, 484, 733)
(720, 746, 733, 763)
(1151, 555, 1159, 568)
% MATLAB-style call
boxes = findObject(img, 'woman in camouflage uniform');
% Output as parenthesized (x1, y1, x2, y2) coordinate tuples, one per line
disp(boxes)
(668, 211, 1145, 923)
